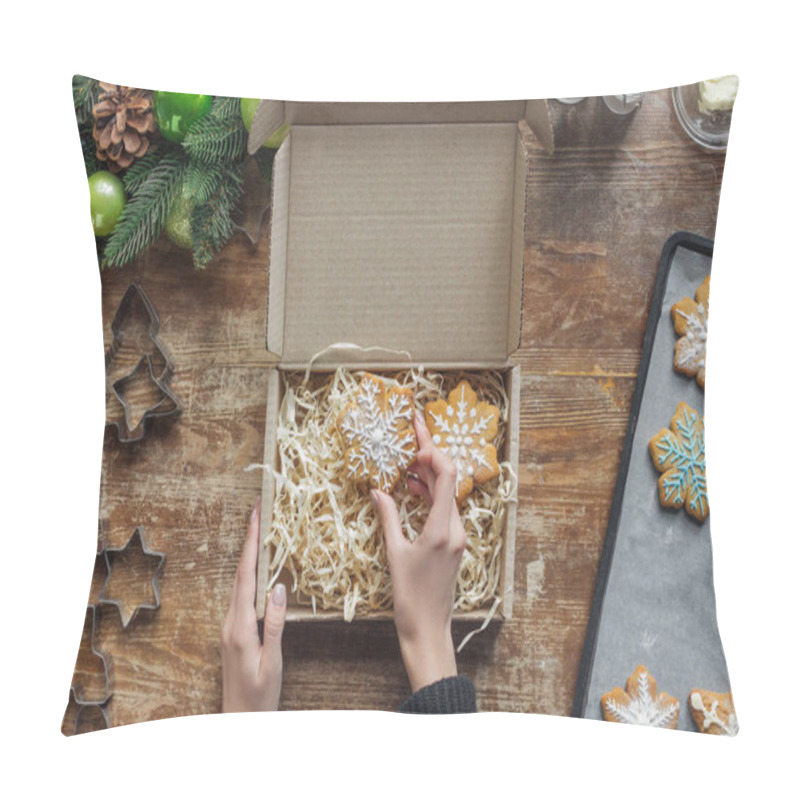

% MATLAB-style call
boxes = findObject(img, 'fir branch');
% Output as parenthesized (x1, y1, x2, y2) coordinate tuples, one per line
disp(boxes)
(182, 159, 224, 204)
(122, 150, 164, 193)
(78, 123, 103, 177)
(102, 151, 187, 268)
(73, 75, 99, 125)
(182, 113, 247, 165)
(209, 95, 240, 120)
(190, 162, 245, 269)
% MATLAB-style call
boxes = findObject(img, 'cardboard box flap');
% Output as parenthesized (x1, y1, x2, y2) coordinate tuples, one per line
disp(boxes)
(248, 100, 287, 155)
(250, 98, 555, 153)
(524, 99, 554, 154)
(267, 119, 526, 367)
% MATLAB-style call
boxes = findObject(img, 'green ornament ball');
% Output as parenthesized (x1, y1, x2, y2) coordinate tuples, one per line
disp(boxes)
(165, 194, 195, 250)
(153, 91, 213, 142)
(240, 97, 290, 148)
(240, 97, 259, 131)
(88, 170, 125, 237)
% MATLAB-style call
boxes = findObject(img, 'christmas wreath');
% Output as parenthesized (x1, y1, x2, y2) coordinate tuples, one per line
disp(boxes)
(74, 76, 281, 270)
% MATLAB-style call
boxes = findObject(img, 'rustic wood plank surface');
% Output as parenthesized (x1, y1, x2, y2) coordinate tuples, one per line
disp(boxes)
(64, 89, 725, 729)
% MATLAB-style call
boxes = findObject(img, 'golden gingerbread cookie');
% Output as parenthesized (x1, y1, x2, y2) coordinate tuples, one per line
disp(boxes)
(337, 373, 416, 494)
(601, 664, 680, 729)
(689, 689, 739, 736)
(648, 401, 708, 523)
(672, 275, 710, 389)
(425, 379, 500, 504)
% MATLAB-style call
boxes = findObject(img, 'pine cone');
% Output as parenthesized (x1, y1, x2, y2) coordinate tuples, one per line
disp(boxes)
(92, 83, 157, 172)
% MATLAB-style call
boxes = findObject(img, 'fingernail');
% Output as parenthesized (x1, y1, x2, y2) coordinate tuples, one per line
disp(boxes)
(415, 410, 424, 424)
(370, 489, 379, 509)
(271, 583, 286, 607)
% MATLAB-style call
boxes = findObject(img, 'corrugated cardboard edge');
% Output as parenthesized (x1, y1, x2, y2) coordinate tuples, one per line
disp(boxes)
(265, 136, 291, 358)
(508, 132, 527, 356)
(248, 100, 286, 155)
(502, 365, 521, 620)
(524, 99, 555, 154)
(250, 99, 554, 152)
(256, 368, 281, 619)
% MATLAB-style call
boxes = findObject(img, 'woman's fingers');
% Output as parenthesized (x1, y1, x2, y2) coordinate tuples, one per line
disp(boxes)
(233, 498, 261, 624)
(372, 489, 406, 560)
(413, 410, 434, 450)
(409, 413, 435, 491)
(407, 474, 433, 505)
(423, 447, 458, 546)
(260, 583, 287, 680)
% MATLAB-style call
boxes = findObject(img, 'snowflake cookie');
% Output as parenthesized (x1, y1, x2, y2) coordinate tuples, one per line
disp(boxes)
(688, 689, 739, 736)
(601, 664, 680, 729)
(424, 379, 500, 505)
(648, 401, 709, 523)
(337, 373, 417, 494)
(672, 275, 710, 390)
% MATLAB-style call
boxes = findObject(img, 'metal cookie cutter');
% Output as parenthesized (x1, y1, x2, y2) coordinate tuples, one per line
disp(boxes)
(65, 686, 112, 735)
(98, 526, 166, 628)
(70, 604, 115, 706)
(105, 283, 173, 381)
(105, 284, 181, 442)
(107, 354, 182, 443)
(232, 154, 272, 246)
(63, 604, 114, 735)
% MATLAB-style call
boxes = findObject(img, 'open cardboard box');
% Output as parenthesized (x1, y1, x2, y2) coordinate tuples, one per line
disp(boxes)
(254, 100, 551, 621)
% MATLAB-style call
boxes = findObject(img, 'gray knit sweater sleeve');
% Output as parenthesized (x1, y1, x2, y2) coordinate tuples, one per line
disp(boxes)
(397, 676, 477, 714)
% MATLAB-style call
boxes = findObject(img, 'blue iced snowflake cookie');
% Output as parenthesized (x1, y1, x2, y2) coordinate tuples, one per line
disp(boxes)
(648, 401, 709, 523)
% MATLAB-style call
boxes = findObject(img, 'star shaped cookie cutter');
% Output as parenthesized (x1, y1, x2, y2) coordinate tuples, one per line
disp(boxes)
(98, 526, 166, 629)
(106, 354, 182, 443)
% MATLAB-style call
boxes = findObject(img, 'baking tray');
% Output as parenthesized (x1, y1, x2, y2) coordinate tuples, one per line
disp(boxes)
(572, 232, 733, 731)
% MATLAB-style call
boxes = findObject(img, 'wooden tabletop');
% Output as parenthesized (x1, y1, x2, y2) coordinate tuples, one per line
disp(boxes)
(63, 88, 726, 729)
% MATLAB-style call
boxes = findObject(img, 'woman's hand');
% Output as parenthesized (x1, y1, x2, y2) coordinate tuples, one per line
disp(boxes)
(221, 497, 287, 712)
(371, 412, 467, 693)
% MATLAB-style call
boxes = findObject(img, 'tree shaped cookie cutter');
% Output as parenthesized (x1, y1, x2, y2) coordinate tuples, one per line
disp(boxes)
(69, 604, 115, 706)
(98, 526, 166, 629)
(104, 283, 181, 442)
(105, 283, 172, 380)
(108, 354, 182, 443)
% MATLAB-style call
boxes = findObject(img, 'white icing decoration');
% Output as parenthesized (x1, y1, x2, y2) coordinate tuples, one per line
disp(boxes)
(428, 382, 497, 499)
(690, 691, 739, 736)
(603, 668, 680, 728)
(675, 306, 708, 370)
(673, 280, 709, 387)
(339, 375, 415, 492)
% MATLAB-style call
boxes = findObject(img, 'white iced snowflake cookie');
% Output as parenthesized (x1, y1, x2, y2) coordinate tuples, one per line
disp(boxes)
(601, 664, 680, 729)
(337, 373, 417, 494)
(425, 379, 500, 505)
(672, 275, 710, 390)
(689, 689, 739, 736)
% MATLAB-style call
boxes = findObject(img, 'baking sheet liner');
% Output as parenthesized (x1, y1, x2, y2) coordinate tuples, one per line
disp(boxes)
(573, 233, 731, 731)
